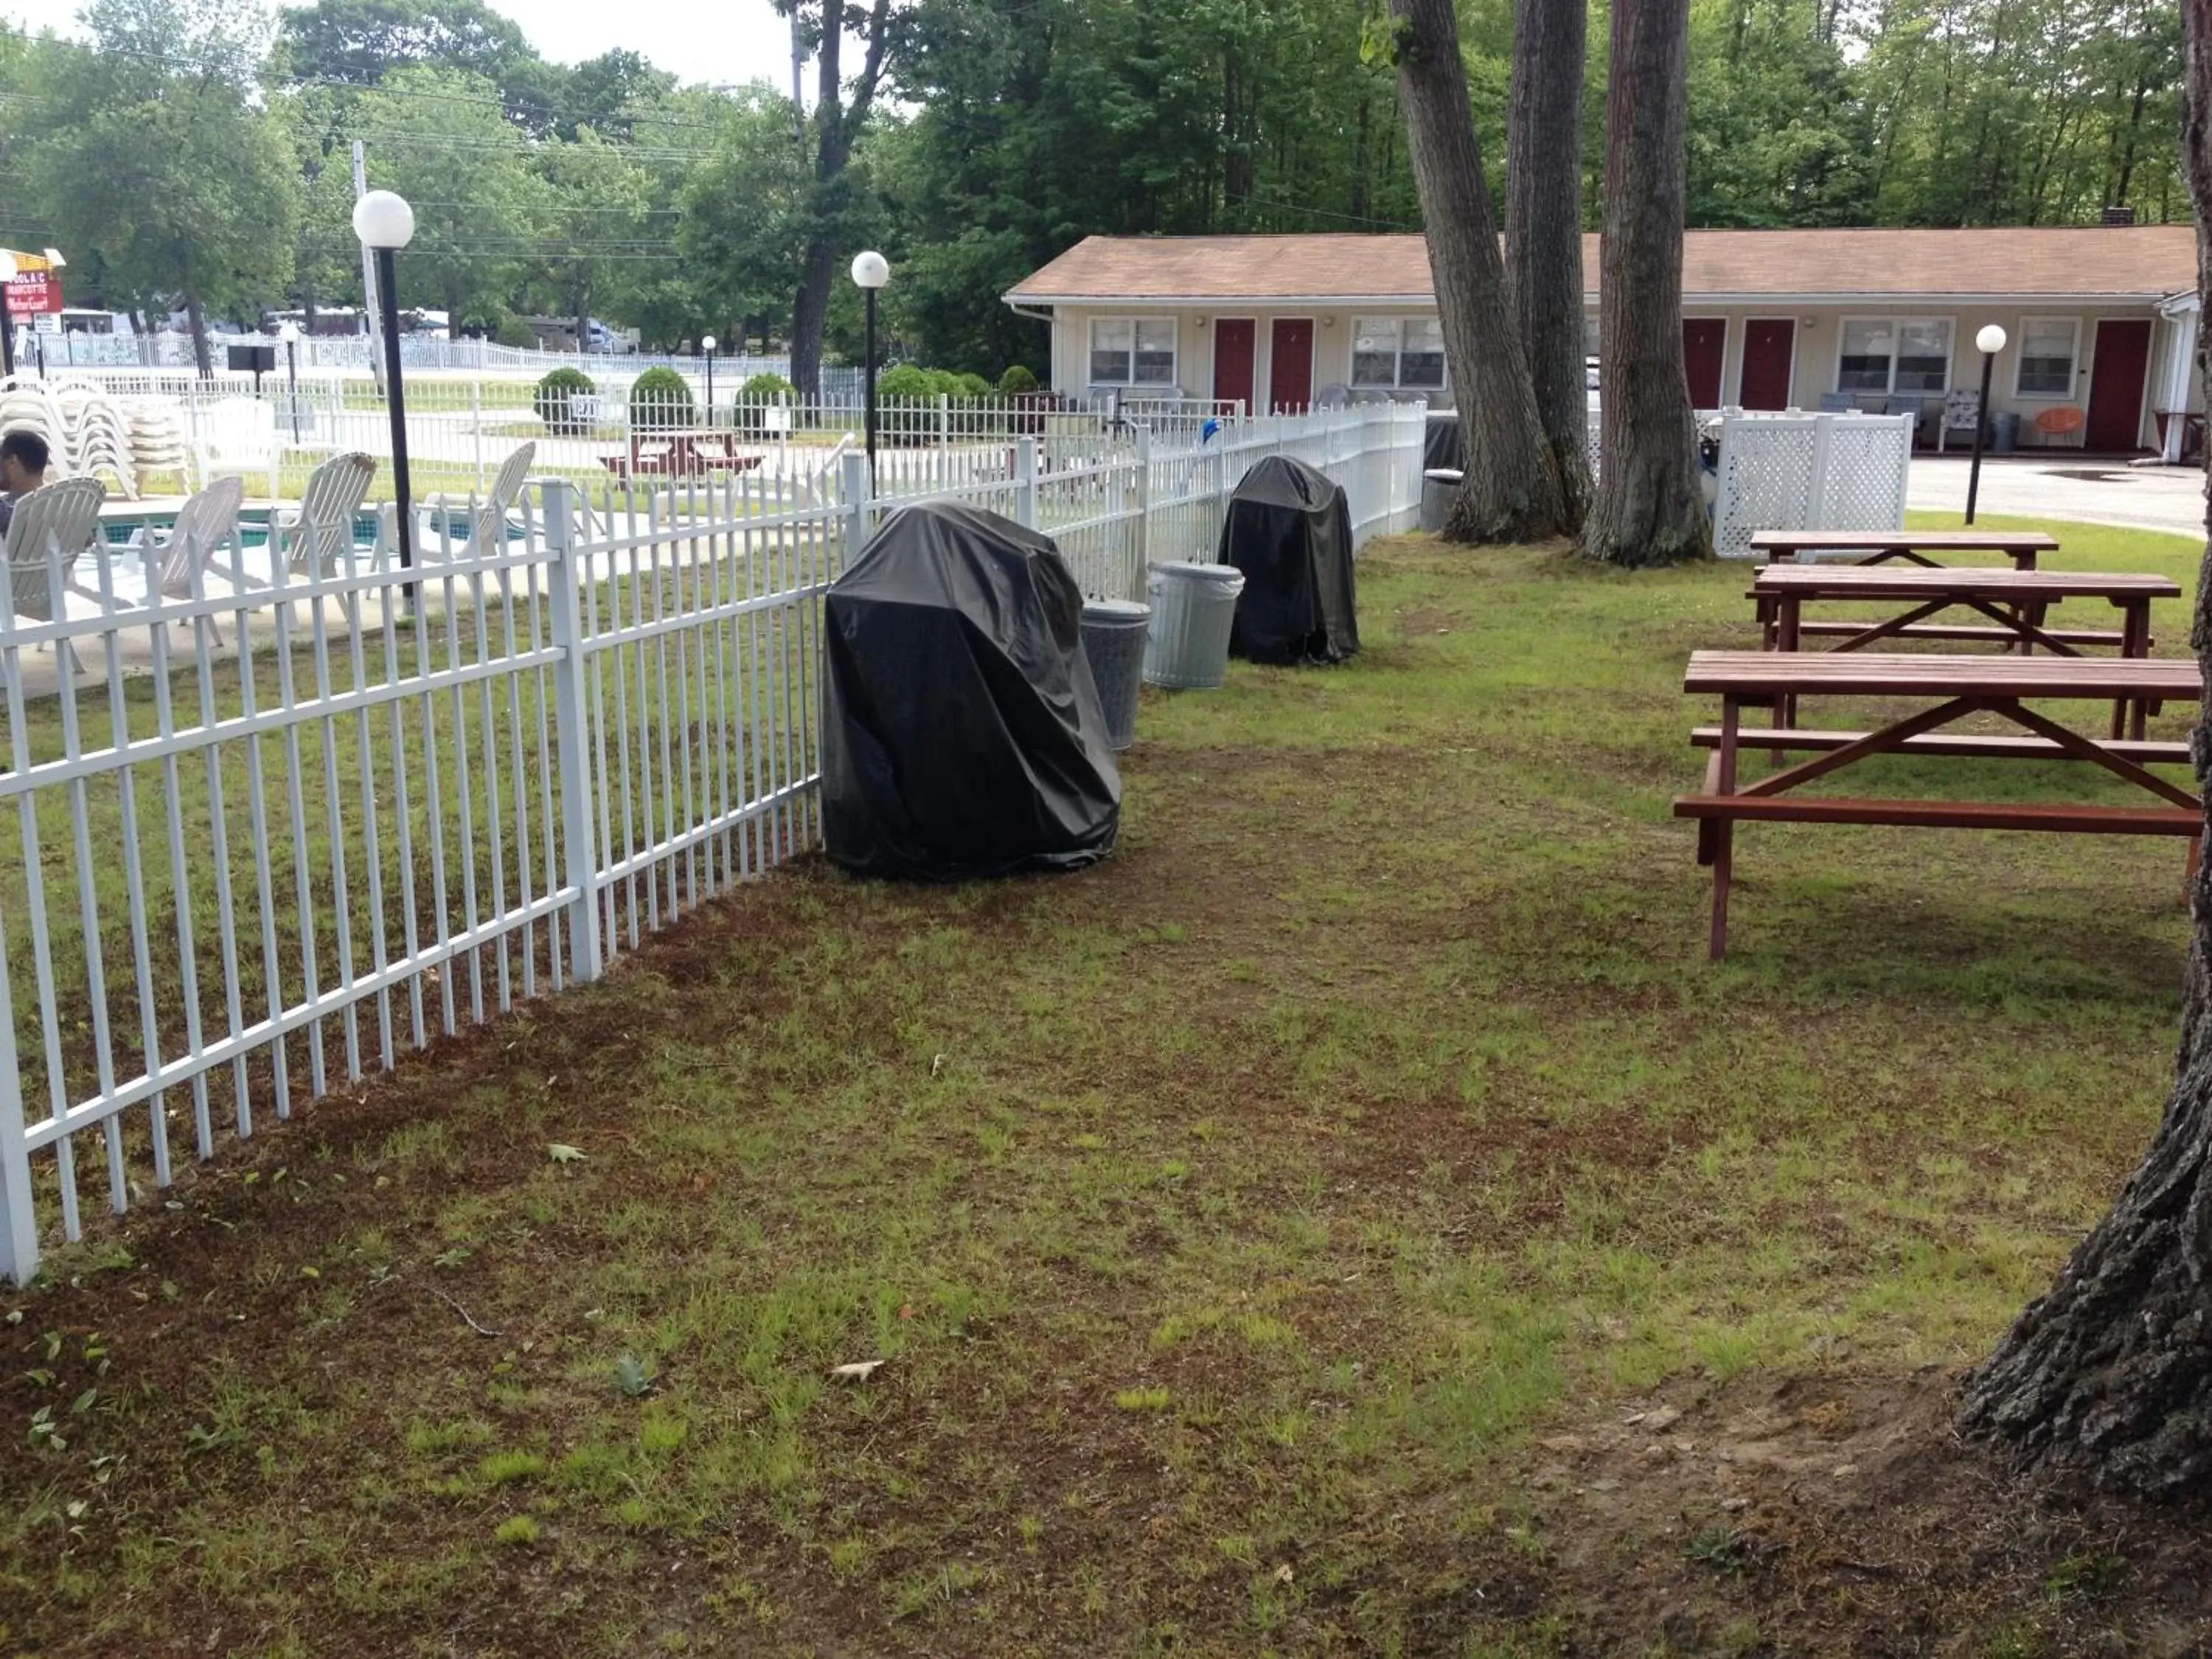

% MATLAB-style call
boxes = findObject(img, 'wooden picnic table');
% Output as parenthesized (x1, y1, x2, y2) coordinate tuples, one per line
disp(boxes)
(1749, 528, 2059, 569)
(603, 428, 763, 481)
(1752, 566, 2180, 737)
(1674, 650, 2202, 959)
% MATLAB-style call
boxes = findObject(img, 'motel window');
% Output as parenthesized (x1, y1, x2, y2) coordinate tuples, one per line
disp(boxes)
(1088, 318, 1177, 386)
(2014, 316, 2080, 397)
(1352, 317, 1449, 390)
(1838, 316, 1953, 396)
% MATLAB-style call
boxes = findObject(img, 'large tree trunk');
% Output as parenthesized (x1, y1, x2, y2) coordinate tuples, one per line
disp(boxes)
(786, 0, 893, 402)
(1580, 0, 1709, 566)
(789, 233, 838, 403)
(1956, 0, 2212, 1496)
(1388, 0, 1567, 545)
(184, 285, 212, 380)
(1506, 0, 1594, 535)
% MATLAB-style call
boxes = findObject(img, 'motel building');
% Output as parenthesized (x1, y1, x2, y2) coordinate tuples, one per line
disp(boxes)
(1004, 223, 2205, 460)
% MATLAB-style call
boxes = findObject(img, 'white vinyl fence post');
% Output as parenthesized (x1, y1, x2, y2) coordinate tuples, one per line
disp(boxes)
(1015, 437, 1039, 530)
(540, 480, 604, 984)
(841, 448, 874, 560)
(1132, 425, 1152, 599)
(1808, 414, 1836, 529)
(471, 379, 485, 493)
(937, 393, 950, 450)
(0, 917, 37, 1284)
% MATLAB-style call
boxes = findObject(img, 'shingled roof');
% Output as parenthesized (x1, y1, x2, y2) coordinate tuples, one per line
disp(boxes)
(1004, 226, 2198, 305)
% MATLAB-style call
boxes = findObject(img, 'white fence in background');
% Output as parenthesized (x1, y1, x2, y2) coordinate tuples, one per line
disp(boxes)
(0, 403, 1423, 1281)
(1709, 412, 1915, 560)
(24, 328, 858, 391)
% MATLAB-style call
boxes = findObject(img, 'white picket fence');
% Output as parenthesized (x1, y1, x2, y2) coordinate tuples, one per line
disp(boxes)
(0, 402, 1424, 1281)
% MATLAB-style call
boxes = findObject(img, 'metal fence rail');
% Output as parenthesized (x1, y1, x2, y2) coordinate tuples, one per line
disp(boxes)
(0, 403, 1423, 1281)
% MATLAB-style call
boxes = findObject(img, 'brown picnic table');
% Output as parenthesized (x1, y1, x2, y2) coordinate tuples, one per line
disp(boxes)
(1673, 650, 2202, 959)
(602, 429, 765, 481)
(1752, 565, 2180, 737)
(1750, 529, 2059, 569)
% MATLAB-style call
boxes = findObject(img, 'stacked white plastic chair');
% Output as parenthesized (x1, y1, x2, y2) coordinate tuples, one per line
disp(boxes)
(122, 398, 193, 493)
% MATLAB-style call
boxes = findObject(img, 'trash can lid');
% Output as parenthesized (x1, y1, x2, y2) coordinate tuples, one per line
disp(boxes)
(1149, 560, 1245, 584)
(1082, 599, 1152, 621)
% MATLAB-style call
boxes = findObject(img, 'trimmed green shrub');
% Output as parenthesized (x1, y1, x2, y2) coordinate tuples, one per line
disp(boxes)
(998, 364, 1040, 396)
(535, 366, 597, 436)
(737, 372, 797, 434)
(876, 364, 933, 400)
(953, 372, 993, 400)
(629, 365, 696, 431)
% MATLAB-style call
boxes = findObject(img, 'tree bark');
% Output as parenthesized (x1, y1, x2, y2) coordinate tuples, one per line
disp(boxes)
(1579, 0, 1709, 567)
(789, 0, 893, 401)
(1506, 0, 1594, 535)
(184, 285, 212, 380)
(1388, 0, 1567, 545)
(1956, 0, 2212, 1497)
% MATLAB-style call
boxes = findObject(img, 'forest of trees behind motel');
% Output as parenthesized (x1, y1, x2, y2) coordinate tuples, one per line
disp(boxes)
(0, 0, 2184, 387)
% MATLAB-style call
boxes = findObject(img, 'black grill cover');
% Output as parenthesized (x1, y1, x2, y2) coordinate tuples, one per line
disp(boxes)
(1220, 456, 1360, 665)
(821, 501, 1121, 880)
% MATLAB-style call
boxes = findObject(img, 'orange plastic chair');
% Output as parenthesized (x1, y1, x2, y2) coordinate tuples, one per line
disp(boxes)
(2034, 406, 2086, 442)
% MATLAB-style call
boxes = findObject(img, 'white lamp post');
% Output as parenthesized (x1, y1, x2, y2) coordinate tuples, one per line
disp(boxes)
(850, 251, 889, 484)
(701, 333, 717, 425)
(1967, 322, 2007, 525)
(352, 189, 417, 606)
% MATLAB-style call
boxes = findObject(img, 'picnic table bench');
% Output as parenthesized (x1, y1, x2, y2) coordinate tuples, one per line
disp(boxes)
(1674, 650, 2202, 959)
(602, 429, 765, 481)
(1750, 529, 2059, 569)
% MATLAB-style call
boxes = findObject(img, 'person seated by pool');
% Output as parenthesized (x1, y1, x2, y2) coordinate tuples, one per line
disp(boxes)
(0, 428, 52, 538)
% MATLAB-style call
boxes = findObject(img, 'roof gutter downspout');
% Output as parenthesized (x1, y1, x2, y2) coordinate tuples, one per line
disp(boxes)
(1006, 302, 1056, 324)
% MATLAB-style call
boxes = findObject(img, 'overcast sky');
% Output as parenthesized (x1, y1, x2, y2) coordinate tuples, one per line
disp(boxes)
(484, 0, 803, 89)
(0, 0, 824, 92)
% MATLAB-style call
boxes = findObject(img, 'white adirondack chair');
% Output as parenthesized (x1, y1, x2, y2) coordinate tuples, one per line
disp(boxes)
(272, 451, 375, 577)
(421, 441, 537, 560)
(230, 451, 375, 629)
(6, 475, 108, 675)
(140, 474, 245, 639)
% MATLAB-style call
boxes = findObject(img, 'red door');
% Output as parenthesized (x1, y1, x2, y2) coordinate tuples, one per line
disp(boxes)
(1681, 319, 1727, 409)
(1213, 319, 1256, 411)
(1270, 318, 1314, 412)
(2085, 319, 2152, 452)
(1738, 319, 1795, 411)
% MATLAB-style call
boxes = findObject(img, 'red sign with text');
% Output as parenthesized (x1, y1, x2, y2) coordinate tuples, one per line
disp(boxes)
(4, 270, 61, 316)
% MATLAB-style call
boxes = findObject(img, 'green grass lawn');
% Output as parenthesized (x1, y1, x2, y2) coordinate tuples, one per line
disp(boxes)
(2, 519, 2209, 1655)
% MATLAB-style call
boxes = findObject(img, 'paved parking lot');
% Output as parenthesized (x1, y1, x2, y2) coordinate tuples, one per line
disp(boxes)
(1907, 455, 2205, 540)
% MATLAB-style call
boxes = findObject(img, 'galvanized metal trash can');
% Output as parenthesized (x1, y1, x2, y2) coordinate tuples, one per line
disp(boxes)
(1143, 561, 1246, 690)
(1420, 468, 1463, 534)
(1079, 599, 1151, 750)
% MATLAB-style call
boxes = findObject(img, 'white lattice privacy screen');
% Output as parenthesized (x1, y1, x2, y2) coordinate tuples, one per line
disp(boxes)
(1711, 413, 1914, 560)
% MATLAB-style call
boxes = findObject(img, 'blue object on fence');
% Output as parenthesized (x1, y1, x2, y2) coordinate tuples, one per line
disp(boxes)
(1201, 417, 1221, 444)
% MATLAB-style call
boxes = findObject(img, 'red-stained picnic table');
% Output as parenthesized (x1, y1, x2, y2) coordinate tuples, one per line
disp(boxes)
(1749, 528, 2059, 570)
(1673, 650, 2202, 959)
(1751, 565, 2180, 737)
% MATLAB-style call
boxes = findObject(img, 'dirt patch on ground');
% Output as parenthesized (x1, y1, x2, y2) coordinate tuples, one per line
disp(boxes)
(1516, 1368, 2212, 1655)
